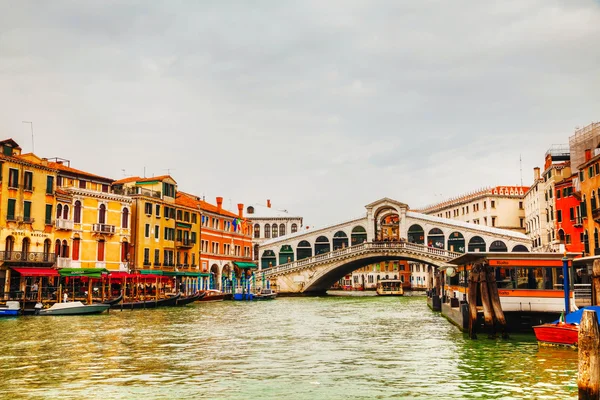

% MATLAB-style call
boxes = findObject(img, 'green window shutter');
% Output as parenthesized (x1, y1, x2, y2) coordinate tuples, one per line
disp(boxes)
(45, 204, 52, 224)
(23, 201, 31, 221)
(7, 199, 16, 220)
(46, 176, 54, 194)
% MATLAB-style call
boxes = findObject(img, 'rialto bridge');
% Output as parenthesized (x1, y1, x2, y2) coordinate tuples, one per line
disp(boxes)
(256, 198, 531, 294)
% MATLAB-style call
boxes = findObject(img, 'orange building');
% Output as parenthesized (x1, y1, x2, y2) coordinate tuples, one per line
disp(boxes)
(177, 193, 254, 291)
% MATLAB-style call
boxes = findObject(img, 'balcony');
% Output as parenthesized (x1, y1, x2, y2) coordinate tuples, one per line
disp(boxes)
(55, 219, 74, 230)
(175, 238, 195, 248)
(0, 251, 56, 265)
(572, 217, 584, 227)
(57, 257, 72, 268)
(92, 223, 116, 235)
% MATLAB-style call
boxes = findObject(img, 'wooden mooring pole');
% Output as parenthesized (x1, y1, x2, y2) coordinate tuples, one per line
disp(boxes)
(578, 309, 600, 399)
(467, 265, 479, 339)
(592, 260, 600, 306)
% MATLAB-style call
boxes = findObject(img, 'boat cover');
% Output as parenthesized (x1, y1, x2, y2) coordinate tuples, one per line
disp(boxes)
(555, 306, 600, 325)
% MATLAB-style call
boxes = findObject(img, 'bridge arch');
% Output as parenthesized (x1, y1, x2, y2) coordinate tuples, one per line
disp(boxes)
(408, 224, 424, 244)
(468, 236, 486, 252)
(350, 226, 367, 246)
(315, 236, 330, 255)
(261, 250, 276, 269)
(333, 231, 349, 250)
(489, 240, 508, 252)
(297, 240, 312, 260)
(279, 245, 294, 265)
(427, 228, 445, 249)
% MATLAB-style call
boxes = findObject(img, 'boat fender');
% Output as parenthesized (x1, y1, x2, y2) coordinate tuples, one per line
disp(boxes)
(34, 302, 43, 315)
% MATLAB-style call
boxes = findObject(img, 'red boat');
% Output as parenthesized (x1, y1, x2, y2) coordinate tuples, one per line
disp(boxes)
(532, 322, 579, 346)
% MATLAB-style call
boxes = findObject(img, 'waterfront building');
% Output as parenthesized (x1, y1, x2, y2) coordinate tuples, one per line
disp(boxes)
(178, 193, 254, 291)
(577, 149, 600, 255)
(112, 176, 203, 291)
(409, 263, 433, 290)
(417, 186, 528, 234)
(246, 200, 303, 260)
(554, 176, 584, 254)
(348, 260, 411, 290)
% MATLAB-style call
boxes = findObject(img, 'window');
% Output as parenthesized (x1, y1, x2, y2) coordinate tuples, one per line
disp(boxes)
(56, 204, 63, 219)
(184, 212, 190, 222)
(254, 224, 260, 238)
(156, 204, 161, 217)
(145, 224, 150, 238)
(7, 198, 16, 220)
(566, 234, 572, 244)
(483, 201, 487, 210)
(97, 240, 105, 261)
(192, 213, 197, 224)
(519, 201, 524, 209)
(177, 210, 182, 220)
(154, 249, 160, 265)
(556, 190, 561, 200)
(280, 223, 286, 236)
(23, 201, 31, 222)
(144, 248, 150, 265)
(570, 207, 575, 220)
(596, 164, 600, 175)
(155, 225, 159, 239)
(78, 179, 86, 189)
(191, 232, 197, 243)
(145, 202, 152, 215)
(45, 204, 52, 225)
(98, 204, 106, 224)
(102, 184, 109, 193)
(264, 224, 271, 238)
(24, 171, 33, 191)
(557, 210, 562, 223)
(272, 223, 278, 238)
(519, 217, 524, 228)
(74, 200, 82, 223)
(491, 216, 496, 227)
(162, 182, 176, 198)
(491, 200, 496, 208)
(589, 167, 594, 179)
(8, 168, 18, 188)
(63, 205, 69, 219)
(72, 238, 80, 261)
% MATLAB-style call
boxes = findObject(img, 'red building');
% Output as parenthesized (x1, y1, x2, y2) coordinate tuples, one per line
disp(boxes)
(554, 176, 584, 254)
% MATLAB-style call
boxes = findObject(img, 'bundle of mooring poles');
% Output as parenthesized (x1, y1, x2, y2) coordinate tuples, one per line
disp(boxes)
(467, 262, 508, 339)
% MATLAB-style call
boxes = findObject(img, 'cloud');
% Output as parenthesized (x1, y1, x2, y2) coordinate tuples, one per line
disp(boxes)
(0, 0, 599, 226)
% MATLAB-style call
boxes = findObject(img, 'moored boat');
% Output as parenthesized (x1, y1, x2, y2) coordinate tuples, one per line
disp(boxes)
(38, 301, 110, 316)
(254, 288, 277, 300)
(533, 306, 600, 346)
(112, 293, 182, 310)
(175, 292, 205, 306)
(376, 279, 404, 296)
(0, 301, 21, 317)
(197, 290, 225, 302)
(100, 292, 124, 306)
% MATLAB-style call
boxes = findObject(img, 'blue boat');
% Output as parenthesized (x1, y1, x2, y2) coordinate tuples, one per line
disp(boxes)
(0, 301, 20, 317)
(553, 306, 600, 325)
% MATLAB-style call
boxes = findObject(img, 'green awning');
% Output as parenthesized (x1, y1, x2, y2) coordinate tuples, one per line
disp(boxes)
(163, 271, 185, 276)
(233, 262, 258, 269)
(198, 272, 211, 277)
(138, 269, 163, 275)
(59, 268, 109, 279)
(183, 272, 201, 277)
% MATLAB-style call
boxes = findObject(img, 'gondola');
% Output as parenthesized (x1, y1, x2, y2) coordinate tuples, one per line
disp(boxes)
(111, 293, 182, 310)
(99, 292, 124, 306)
(175, 292, 205, 306)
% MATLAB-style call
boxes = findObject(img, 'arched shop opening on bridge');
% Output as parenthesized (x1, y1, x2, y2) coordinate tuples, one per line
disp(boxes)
(427, 228, 445, 249)
(512, 244, 529, 252)
(333, 231, 349, 250)
(261, 250, 276, 269)
(448, 232, 465, 253)
(489, 240, 508, 252)
(408, 224, 424, 245)
(297, 240, 312, 260)
(279, 245, 294, 265)
(374, 207, 400, 241)
(351, 226, 367, 246)
(315, 236, 330, 255)
(468, 236, 486, 252)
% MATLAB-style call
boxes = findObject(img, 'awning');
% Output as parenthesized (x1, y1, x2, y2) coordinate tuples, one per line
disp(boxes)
(107, 272, 130, 278)
(163, 271, 185, 276)
(233, 262, 258, 269)
(198, 272, 211, 277)
(59, 268, 109, 279)
(138, 269, 163, 275)
(11, 267, 59, 277)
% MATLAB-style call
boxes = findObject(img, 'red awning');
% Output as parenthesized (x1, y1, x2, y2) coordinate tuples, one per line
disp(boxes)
(11, 267, 59, 277)
(107, 272, 130, 278)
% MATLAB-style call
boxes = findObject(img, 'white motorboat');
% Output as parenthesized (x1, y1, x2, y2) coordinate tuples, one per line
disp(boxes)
(37, 301, 110, 316)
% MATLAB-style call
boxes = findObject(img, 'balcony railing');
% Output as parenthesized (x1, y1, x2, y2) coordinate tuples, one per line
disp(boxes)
(0, 251, 56, 264)
(175, 239, 195, 248)
(572, 217, 583, 227)
(55, 219, 74, 230)
(92, 223, 116, 234)
(57, 257, 72, 268)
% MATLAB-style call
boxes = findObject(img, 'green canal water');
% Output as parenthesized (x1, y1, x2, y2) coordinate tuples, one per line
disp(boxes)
(0, 295, 578, 399)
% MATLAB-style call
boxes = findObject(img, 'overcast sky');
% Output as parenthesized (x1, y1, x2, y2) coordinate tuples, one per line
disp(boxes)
(1, 1, 599, 227)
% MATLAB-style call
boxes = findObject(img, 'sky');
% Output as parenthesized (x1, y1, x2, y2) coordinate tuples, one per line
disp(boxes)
(1, 1, 599, 228)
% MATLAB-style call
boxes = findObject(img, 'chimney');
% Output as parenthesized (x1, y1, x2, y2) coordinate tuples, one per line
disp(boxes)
(533, 167, 540, 180)
(237, 203, 244, 218)
(267, 199, 271, 208)
(216, 197, 223, 212)
(585, 149, 592, 162)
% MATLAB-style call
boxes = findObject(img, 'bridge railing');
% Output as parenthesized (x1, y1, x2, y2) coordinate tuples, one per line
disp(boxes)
(258, 241, 460, 277)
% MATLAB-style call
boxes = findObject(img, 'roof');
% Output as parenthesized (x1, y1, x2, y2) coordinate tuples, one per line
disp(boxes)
(0, 138, 21, 149)
(246, 203, 302, 219)
(47, 161, 113, 182)
(406, 211, 529, 240)
(416, 186, 529, 213)
(176, 192, 239, 218)
(113, 175, 176, 185)
(448, 252, 581, 266)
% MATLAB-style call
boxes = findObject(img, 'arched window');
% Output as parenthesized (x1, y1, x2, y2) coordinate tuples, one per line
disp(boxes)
(272, 223, 278, 238)
(595, 228, 599, 251)
(98, 204, 106, 224)
(63, 204, 69, 220)
(21, 237, 30, 256)
(56, 204, 63, 219)
(43, 239, 52, 262)
(280, 223, 286, 236)
(122, 207, 129, 228)
(291, 223, 298, 233)
(121, 241, 129, 262)
(97, 239, 105, 262)
(74, 201, 82, 223)
(72, 238, 80, 261)
(54, 239, 61, 256)
(264, 224, 271, 239)
(61, 240, 69, 258)
(254, 224, 261, 239)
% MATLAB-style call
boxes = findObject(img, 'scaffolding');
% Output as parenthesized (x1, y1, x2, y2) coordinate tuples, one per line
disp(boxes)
(569, 122, 600, 173)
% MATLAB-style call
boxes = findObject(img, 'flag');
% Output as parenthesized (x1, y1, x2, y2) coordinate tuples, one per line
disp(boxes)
(237, 218, 242, 232)
(559, 311, 565, 324)
(232, 219, 237, 231)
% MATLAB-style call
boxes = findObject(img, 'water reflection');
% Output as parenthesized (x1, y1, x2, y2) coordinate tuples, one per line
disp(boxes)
(0, 297, 578, 399)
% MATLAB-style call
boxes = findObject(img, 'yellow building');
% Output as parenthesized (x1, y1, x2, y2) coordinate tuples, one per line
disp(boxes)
(578, 150, 600, 255)
(112, 175, 203, 290)
(0, 139, 57, 299)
